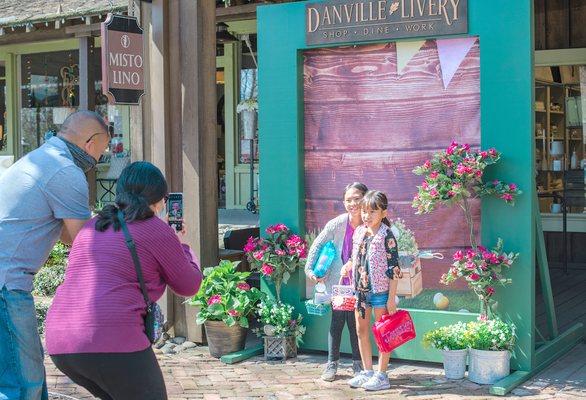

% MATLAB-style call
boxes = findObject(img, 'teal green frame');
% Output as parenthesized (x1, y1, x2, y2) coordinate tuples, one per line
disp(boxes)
(258, 0, 535, 374)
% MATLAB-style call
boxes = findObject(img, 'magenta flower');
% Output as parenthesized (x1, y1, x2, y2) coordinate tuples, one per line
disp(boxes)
(429, 171, 439, 179)
(492, 179, 500, 186)
(227, 309, 240, 317)
(423, 160, 432, 169)
(488, 148, 498, 157)
(208, 295, 222, 305)
(465, 261, 476, 271)
(486, 286, 495, 297)
(453, 250, 464, 261)
(508, 183, 517, 191)
(429, 189, 439, 198)
(422, 181, 429, 190)
(469, 273, 480, 281)
(452, 183, 462, 190)
(447, 191, 456, 198)
(261, 264, 274, 276)
(276, 249, 286, 256)
(480, 151, 488, 158)
(243, 236, 257, 253)
(237, 282, 250, 291)
(501, 193, 513, 202)
(253, 250, 265, 261)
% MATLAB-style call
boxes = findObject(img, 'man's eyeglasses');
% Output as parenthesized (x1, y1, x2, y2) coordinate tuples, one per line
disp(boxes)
(85, 130, 112, 143)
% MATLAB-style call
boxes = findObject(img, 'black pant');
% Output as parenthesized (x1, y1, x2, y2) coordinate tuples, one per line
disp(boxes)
(51, 347, 167, 400)
(329, 309, 361, 362)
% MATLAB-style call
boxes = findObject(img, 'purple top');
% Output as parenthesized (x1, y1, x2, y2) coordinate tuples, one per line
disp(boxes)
(341, 219, 355, 264)
(45, 216, 202, 355)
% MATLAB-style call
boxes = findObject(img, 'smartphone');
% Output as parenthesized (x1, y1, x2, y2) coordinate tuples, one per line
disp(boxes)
(167, 192, 183, 232)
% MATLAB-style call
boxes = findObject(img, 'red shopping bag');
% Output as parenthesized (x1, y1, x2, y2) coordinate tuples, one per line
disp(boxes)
(371, 310, 416, 353)
(331, 277, 355, 312)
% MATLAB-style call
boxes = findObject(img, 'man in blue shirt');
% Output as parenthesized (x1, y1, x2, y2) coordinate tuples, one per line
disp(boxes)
(0, 111, 110, 400)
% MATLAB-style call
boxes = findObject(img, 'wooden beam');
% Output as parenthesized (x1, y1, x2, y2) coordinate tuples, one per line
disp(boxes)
(0, 28, 71, 45)
(216, 4, 261, 22)
(79, 36, 97, 206)
(65, 23, 102, 37)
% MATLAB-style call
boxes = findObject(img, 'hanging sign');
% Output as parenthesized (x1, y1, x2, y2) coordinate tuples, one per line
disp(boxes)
(101, 14, 145, 105)
(306, 0, 467, 46)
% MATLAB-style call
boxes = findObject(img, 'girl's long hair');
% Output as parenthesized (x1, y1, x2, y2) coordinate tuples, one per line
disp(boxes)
(361, 190, 391, 227)
(95, 161, 168, 232)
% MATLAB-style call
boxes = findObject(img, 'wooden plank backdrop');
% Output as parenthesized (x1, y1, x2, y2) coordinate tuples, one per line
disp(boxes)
(303, 39, 481, 292)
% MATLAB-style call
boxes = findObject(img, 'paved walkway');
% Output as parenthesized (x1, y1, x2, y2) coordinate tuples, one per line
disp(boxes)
(46, 342, 586, 400)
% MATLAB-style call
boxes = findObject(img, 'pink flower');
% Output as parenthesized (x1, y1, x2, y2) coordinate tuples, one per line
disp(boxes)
(469, 273, 480, 281)
(276, 249, 286, 256)
(486, 286, 495, 297)
(508, 183, 518, 191)
(474, 170, 483, 178)
(465, 261, 476, 271)
(228, 309, 240, 317)
(243, 237, 257, 253)
(488, 148, 498, 157)
(413, 194, 420, 202)
(477, 245, 487, 252)
(266, 223, 288, 235)
(261, 264, 274, 276)
(453, 250, 464, 261)
(429, 171, 439, 179)
(466, 249, 476, 260)
(253, 250, 265, 261)
(452, 183, 462, 190)
(423, 160, 432, 169)
(492, 179, 500, 186)
(208, 295, 222, 305)
(422, 181, 429, 190)
(447, 191, 456, 198)
(237, 282, 250, 291)
(441, 158, 454, 167)
(480, 151, 488, 158)
(450, 267, 459, 277)
(429, 189, 439, 198)
(501, 193, 514, 202)
(463, 143, 471, 152)
(456, 164, 467, 175)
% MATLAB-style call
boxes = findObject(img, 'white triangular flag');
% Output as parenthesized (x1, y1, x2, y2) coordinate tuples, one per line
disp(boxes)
(396, 40, 425, 75)
(436, 37, 477, 89)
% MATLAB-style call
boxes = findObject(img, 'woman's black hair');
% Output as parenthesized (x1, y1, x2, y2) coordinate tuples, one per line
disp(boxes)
(96, 161, 168, 232)
(361, 190, 391, 227)
(343, 182, 368, 197)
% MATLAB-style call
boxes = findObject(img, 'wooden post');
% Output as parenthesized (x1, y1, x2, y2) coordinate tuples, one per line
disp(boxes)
(78, 35, 97, 205)
(170, 0, 218, 343)
(129, 0, 145, 162)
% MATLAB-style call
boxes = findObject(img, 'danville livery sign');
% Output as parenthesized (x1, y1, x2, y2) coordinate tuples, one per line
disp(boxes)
(306, 0, 467, 45)
(101, 14, 145, 105)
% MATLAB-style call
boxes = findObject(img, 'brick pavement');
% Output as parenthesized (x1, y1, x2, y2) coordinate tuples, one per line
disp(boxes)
(45, 343, 586, 400)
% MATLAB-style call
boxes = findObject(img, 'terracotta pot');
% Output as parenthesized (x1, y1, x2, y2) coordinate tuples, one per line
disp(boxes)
(204, 320, 247, 358)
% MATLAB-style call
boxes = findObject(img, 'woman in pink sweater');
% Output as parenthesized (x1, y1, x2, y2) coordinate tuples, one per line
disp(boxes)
(45, 161, 202, 400)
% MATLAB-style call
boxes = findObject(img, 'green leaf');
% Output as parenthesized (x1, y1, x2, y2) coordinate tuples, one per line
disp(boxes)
(282, 271, 290, 284)
(239, 317, 249, 328)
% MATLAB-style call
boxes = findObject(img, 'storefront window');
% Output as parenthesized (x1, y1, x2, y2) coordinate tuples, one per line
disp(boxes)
(19, 49, 107, 155)
(535, 65, 586, 215)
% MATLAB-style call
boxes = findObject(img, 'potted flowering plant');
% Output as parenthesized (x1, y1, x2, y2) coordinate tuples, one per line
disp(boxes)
(186, 260, 263, 358)
(441, 240, 518, 319)
(412, 142, 521, 318)
(244, 223, 308, 302)
(254, 298, 306, 360)
(464, 317, 516, 384)
(423, 322, 469, 379)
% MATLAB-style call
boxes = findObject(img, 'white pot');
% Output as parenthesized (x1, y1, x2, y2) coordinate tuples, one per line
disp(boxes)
(442, 349, 468, 380)
(468, 349, 510, 384)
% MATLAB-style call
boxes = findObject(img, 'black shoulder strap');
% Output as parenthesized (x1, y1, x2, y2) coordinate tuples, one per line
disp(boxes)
(117, 210, 151, 306)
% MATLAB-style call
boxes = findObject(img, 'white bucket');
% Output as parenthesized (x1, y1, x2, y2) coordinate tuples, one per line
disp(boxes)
(442, 349, 468, 380)
(468, 349, 510, 384)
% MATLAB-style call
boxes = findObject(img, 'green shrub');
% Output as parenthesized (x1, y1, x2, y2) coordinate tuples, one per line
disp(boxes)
(33, 242, 68, 296)
(423, 321, 468, 351)
(35, 300, 50, 335)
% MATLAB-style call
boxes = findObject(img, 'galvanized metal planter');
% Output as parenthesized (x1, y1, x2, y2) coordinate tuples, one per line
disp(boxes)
(442, 349, 468, 380)
(204, 320, 247, 358)
(468, 349, 511, 384)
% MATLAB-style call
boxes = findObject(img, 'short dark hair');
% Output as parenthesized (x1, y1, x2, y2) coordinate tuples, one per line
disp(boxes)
(343, 182, 368, 197)
(96, 161, 168, 231)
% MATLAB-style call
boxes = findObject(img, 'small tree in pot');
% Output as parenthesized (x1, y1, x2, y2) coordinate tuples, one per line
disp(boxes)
(187, 260, 263, 358)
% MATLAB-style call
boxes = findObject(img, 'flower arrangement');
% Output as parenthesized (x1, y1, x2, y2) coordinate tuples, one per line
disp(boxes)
(254, 298, 306, 346)
(391, 218, 419, 257)
(187, 260, 263, 328)
(412, 142, 522, 318)
(441, 239, 518, 317)
(244, 223, 308, 302)
(464, 317, 516, 351)
(236, 97, 258, 113)
(412, 142, 521, 248)
(423, 321, 468, 351)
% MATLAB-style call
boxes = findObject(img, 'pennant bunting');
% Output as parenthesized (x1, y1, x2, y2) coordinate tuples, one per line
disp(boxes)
(396, 40, 426, 76)
(436, 37, 477, 89)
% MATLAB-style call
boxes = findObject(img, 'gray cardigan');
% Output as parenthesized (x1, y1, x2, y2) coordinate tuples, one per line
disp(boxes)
(304, 213, 351, 293)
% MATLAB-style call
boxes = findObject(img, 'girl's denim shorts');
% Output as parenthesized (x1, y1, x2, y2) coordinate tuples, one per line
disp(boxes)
(364, 291, 389, 308)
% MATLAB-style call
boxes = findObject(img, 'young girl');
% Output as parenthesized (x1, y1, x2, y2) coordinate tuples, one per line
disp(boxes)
(304, 182, 368, 381)
(341, 190, 402, 391)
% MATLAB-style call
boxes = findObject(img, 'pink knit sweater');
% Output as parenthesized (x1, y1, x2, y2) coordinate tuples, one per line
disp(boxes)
(45, 216, 202, 354)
